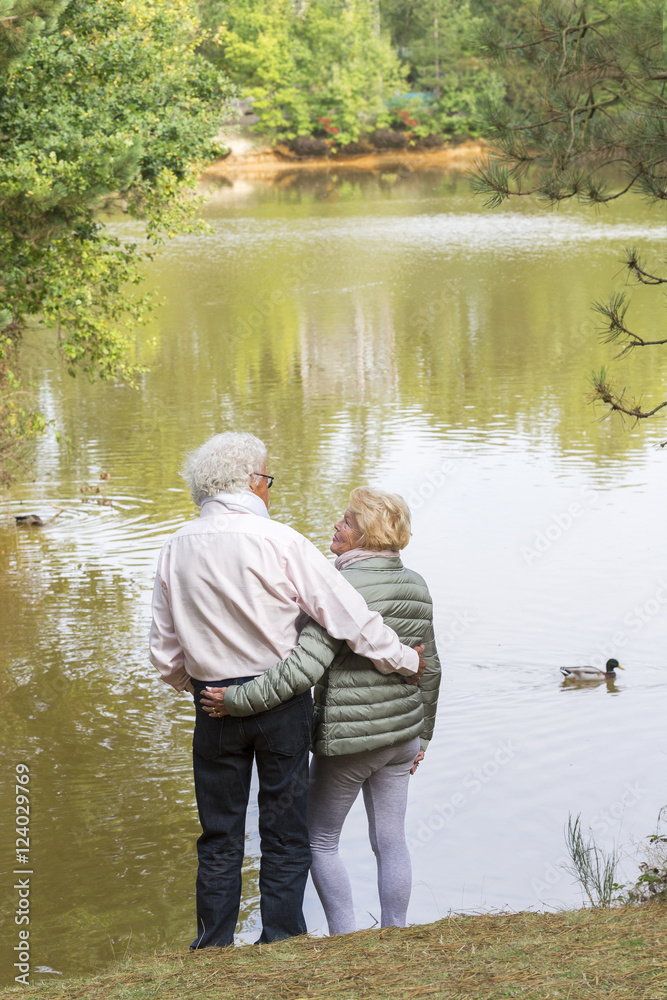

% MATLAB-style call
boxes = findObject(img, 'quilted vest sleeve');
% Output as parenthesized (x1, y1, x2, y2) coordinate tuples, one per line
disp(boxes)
(418, 616, 441, 752)
(223, 619, 342, 717)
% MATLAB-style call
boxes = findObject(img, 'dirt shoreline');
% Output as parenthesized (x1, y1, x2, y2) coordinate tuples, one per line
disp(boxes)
(203, 139, 489, 182)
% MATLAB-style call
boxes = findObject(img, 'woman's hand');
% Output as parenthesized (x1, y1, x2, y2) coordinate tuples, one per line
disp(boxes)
(405, 645, 425, 686)
(201, 687, 229, 718)
(410, 749, 424, 775)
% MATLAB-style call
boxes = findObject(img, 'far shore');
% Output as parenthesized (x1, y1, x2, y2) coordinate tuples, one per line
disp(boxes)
(203, 131, 490, 183)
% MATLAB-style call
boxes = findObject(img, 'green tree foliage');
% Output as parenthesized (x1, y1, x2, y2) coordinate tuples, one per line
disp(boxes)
(0, 0, 67, 69)
(201, 0, 406, 142)
(471, 0, 667, 421)
(468, 0, 542, 114)
(0, 0, 229, 481)
(379, 0, 505, 134)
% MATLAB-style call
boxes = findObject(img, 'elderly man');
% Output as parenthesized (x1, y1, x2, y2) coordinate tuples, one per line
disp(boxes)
(150, 431, 421, 949)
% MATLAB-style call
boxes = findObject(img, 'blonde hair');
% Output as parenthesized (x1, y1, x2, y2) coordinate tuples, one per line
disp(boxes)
(348, 487, 411, 551)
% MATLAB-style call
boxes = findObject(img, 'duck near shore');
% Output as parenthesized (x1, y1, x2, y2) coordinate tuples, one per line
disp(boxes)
(14, 514, 44, 526)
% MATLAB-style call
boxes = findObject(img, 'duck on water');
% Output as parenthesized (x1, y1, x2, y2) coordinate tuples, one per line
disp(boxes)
(560, 659, 624, 681)
(14, 514, 44, 526)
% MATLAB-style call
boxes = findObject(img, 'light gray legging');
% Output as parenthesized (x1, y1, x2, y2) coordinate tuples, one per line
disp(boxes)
(308, 736, 420, 935)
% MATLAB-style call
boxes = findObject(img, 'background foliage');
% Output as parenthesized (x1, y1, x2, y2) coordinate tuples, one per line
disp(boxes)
(200, 0, 405, 144)
(200, 0, 512, 142)
(472, 0, 666, 421)
(379, 0, 506, 136)
(0, 0, 229, 482)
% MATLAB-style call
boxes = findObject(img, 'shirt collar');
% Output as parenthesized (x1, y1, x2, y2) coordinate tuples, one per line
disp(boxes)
(200, 490, 270, 520)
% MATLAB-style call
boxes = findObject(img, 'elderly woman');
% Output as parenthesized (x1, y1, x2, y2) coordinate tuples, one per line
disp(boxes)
(201, 487, 441, 935)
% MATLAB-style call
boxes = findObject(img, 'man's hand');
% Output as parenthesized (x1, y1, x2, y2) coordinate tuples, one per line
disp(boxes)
(405, 645, 425, 686)
(410, 749, 425, 775)
(201, 687, 229, 718)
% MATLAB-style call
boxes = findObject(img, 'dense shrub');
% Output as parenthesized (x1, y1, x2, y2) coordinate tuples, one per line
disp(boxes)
(414, 134, 445, 149)
(629, 833, 667, 903)
(289, 136, 330, 157)
(371, 129, 408, 150)
(336, 139, 374, 156)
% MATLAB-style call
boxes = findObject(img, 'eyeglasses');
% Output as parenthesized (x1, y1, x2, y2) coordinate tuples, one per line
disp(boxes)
(254, 472, 275, 489)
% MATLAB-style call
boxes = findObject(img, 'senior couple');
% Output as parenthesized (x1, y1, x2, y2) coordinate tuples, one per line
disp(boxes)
(150, 432, 441, 948)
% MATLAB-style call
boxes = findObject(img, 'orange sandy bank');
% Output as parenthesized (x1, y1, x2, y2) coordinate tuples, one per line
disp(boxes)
(203, 139, 489, 182)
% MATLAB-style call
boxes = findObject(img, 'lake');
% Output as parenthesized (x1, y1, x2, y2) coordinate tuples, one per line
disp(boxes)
(1, 166, 666, 983)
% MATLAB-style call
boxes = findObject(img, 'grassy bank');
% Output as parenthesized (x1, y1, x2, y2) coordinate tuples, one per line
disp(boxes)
(5, 905, 666, 1000)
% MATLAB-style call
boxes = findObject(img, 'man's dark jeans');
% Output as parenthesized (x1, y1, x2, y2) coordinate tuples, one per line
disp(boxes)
(190, 678, 313, 949)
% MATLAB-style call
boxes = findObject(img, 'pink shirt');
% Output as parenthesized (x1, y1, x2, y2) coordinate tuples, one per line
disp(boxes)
(149, 498, 419, 690)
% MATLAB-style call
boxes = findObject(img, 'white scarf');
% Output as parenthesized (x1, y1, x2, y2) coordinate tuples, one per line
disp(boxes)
(334, 547, 400, 571)
(200, 490, 270, 519)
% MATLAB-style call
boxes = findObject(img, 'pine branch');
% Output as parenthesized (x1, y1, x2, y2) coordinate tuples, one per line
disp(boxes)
(467, 158, 551, 206)
(593, 293, 667, 349)
(623, 248, 667, 284)
(589, 369, 667, 419)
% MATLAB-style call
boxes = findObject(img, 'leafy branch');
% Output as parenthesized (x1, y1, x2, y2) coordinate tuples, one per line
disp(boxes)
(0, 0, 231, 482)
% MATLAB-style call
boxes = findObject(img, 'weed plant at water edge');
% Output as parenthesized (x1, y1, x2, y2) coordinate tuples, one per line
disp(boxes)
(564, 812, 623, 907)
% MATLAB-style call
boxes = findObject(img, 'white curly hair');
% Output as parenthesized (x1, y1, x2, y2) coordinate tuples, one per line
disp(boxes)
(181, 432, 267, 505)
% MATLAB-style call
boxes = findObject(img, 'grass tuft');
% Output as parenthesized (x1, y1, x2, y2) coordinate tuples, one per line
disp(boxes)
(564, 812, 622, 907)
